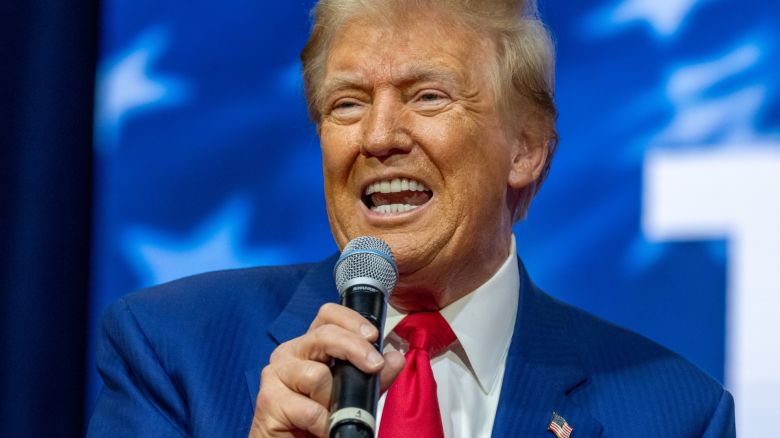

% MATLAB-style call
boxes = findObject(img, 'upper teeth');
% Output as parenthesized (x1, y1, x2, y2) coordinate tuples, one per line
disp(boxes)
(365, 178, 430, 195)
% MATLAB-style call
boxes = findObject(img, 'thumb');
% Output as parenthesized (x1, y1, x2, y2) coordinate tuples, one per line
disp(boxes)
(378, 351, 405, 393)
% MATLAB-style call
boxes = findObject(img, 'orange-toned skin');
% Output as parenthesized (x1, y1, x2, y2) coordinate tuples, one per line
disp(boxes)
(250, 13, 546, 437)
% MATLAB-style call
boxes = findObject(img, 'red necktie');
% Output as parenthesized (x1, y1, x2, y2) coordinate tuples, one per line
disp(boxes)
(378, 312, 457, 438)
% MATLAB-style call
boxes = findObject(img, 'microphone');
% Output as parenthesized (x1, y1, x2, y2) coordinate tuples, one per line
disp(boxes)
(329, 236, 398, 438)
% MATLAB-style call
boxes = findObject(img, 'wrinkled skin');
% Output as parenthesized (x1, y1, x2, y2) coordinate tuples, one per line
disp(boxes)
(320, 15, 546, 310)
(250, 12, 547, 437)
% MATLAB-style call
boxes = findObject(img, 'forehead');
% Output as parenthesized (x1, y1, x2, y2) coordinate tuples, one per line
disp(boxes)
(323, 15, 493, 89)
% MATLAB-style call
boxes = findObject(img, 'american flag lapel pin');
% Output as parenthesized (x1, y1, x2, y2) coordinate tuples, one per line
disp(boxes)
(548, 411, 573, 438)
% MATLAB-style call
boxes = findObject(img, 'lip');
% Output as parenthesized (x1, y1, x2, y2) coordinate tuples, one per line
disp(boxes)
(359, 173, 433, 196)
(359, 193, 436, 224)
(356, 173, 435, 224)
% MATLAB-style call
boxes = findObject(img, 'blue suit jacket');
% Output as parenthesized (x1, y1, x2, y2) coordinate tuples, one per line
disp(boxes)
(87, 256, 735, 437)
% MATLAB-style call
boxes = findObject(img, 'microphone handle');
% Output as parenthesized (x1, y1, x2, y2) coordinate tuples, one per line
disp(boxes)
(329, 284, 387, 438)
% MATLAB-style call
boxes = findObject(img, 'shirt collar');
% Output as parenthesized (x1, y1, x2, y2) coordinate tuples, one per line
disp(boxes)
(383, 235, 520, 394)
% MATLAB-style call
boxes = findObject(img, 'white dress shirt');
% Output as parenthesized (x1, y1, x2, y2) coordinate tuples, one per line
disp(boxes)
(375, 236, 520, 438)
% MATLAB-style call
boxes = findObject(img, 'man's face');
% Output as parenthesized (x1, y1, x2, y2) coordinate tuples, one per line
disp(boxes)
(318, 14, 538, 307)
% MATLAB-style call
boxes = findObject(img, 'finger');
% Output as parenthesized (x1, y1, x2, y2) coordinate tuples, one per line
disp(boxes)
(274, 359, 333, 408)
(296, 324, 385, 373)
(379, 350, 405, 392)
(280, 391, 330, 438)
(255, 370, 330, 438)
(309, 303, 378, 341)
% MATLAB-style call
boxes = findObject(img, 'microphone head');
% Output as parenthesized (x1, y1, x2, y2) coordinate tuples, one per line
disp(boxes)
(334, 236, 398, 297)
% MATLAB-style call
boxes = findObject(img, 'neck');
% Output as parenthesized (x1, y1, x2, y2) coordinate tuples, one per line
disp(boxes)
(389, 234, 514, 312)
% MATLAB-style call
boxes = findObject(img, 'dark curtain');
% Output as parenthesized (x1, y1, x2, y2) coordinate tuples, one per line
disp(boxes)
(0, 0, 98, 436)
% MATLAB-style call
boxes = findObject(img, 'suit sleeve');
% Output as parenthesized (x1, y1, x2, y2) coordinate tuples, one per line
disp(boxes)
(701, 388, 736, 438)
(87, 297, 188, 437)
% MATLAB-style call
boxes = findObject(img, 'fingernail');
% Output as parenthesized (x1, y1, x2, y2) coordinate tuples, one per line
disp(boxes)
(367, 351, 384, 367)
(360, 324, 375, 338)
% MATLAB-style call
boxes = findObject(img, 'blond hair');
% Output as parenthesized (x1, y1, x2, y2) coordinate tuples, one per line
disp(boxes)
(301, 0, 558, 218)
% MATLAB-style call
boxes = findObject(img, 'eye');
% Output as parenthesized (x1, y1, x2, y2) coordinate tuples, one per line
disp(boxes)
(418, 91, 445, 102)
(328, 98, 366, 122)
(412, 90, 450, 110)
(333, 99, 360, 111)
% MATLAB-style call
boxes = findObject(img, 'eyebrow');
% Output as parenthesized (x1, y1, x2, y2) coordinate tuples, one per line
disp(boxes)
(395, 64, 462, 88)
(319, 75, 371, 98)
(320, 63, 463, 99)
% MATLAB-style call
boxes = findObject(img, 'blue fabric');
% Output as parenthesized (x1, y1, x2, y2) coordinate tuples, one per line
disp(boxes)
(87, 256, 735, 437)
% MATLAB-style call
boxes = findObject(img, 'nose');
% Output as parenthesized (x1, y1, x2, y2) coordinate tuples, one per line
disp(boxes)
(360, 91, 413, 159)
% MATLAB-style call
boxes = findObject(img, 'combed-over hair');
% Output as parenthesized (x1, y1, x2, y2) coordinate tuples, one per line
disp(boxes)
(300, 0, 558, 219)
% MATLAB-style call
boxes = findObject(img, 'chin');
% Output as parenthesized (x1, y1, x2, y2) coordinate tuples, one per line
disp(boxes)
(373, 234, 433, 270)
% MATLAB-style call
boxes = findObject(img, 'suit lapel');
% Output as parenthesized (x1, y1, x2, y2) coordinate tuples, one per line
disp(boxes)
(245, 255, 340, 407)
(266, 254, 341, 345)
(492, 260, 603, 437)
(245, 256, 604, 436)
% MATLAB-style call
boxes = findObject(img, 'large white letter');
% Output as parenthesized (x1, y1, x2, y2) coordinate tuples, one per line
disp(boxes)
(644, 146, 780, 436)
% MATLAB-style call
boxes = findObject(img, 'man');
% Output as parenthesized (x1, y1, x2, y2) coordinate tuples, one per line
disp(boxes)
(88, 0, 736, 437)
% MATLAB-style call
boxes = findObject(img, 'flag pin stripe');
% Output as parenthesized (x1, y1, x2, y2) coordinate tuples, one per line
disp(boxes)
(548, 411, 573, 438)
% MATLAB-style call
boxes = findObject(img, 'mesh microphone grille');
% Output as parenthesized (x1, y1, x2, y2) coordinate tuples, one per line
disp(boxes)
(334, 236, 398, 296)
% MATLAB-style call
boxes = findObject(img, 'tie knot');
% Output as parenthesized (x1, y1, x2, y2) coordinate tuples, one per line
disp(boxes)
(393, 312, 456, 356)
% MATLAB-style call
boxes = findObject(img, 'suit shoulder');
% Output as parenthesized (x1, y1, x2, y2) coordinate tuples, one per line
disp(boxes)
(559, 294, 722, 386)
(93, 263, 326, 436)
(127, 263, 314, 310)
(542, 290, 729, 430)
(101, 262, 319, 346)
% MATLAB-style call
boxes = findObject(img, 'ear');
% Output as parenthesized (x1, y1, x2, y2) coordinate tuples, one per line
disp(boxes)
(507, 133, 548, 190)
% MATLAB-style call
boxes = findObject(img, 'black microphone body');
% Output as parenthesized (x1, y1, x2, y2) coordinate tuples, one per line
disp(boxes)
(329, 237, 398, 438)
(330, 284, 387, 438)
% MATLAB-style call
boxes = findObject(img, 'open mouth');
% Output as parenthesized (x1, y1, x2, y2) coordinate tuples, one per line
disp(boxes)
(362, 177, 433, 214)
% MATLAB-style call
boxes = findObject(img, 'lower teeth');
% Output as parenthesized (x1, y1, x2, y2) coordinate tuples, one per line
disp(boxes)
(371, 204, 418, 214)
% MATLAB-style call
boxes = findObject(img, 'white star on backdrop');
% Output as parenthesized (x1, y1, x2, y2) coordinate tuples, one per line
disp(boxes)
(122, 196, 292, 287)
(585, 0, 713, 39)
(612, 0, 705, 36)
(94, 26, 189, 153)
(657, 43, 775, 145)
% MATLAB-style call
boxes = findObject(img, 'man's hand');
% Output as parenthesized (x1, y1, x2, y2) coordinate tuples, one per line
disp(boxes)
(249, 303, 405, 437)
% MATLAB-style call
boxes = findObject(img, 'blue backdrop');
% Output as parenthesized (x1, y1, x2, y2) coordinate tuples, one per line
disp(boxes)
(88, 0, 780, 434)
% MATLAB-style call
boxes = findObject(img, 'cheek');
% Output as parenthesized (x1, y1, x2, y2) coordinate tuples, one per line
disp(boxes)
(423, 118, 509, 182)
(320, 125, 358, 180)
(414, 118, 479, 177)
